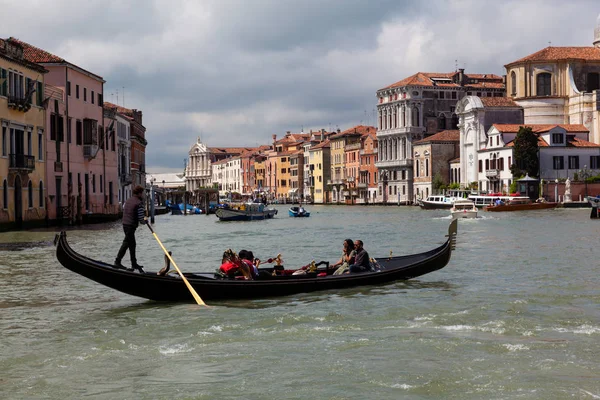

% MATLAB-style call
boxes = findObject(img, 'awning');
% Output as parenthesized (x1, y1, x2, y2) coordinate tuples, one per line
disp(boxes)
(288, 189, 298, 194)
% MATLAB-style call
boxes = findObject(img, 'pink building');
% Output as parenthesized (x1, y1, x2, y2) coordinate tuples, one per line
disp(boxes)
(15, 39, 119, 222)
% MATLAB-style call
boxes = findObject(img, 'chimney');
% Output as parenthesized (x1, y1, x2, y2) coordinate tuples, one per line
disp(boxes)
(321, 129, 325, 141)
(286, 131, 291, 135)
(272, 134, 277, 146)
(458, 68, 465, 86)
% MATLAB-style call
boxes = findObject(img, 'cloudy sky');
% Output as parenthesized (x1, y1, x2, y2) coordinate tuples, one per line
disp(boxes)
(3, 0, 599, 171)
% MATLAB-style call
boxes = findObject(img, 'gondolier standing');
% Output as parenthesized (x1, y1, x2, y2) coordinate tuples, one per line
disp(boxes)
(115, 185, 147, 272)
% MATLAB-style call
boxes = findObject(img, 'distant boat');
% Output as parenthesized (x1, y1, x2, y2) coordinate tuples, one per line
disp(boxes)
(215, 202, 278, 221)
(450, 199, 478, 219)
(484, 197, 557, 212)
(289, 206, 310, 217)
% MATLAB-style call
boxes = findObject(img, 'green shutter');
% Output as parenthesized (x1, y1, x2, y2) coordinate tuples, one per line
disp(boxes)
(37, 81, 43, 106)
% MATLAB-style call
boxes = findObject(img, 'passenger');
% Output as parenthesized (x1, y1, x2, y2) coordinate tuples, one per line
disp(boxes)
(348, 240, 371, 273)
(330, 239, 356, 275)
(239, 249, 260, 279)
(219, 249, 252, 280)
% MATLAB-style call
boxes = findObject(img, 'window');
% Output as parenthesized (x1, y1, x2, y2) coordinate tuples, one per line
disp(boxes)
(591, 155, 600, 169)
(98, 93, 103, 105)
(2, 126, 5, 156)
(92, 174, 96, 193)
(439, 91, 445, 99)
(553, 156, 564, 170)
(485, 159, 490, 170)
(587, 73, 600, 92)
(67, 118, 72, 143)
(0, 68, 6, 96)
(509, 156, 512, 167)
(76, 84, 80, 99)
(479, 160, 482, 173)
(28, 180, 33, 208)
(536, 72, 551, 96)
(425, 159, 429, 176)
(36, 81, 43, 106)
(76, 120, 82, 145)
(38, 130, 43, 160)
(39, 181, 44, 208)
(3, 179, 7, 208)
(100, 175, 103, 193)
(27, 131, 32, 156)
(91, 90, 95, 104)
(568, 156, 579, 170)
(476, 92, 481, 97)
(67, 81, 71, 96)
(83, 88, 87, 102)
(511, 71, 517, 96)
(552, 133, 564, 144)
(451, 91, 457, 100)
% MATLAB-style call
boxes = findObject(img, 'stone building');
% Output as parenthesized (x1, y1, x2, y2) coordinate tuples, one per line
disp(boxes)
(413, 130, 460, 200)
(376, 69, 505, 204)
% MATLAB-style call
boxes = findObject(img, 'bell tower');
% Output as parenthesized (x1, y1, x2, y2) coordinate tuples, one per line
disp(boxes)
(594, 13, 600, 48)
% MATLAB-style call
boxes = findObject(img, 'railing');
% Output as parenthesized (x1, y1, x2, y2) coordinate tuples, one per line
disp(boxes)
(7, 95, 32, 112)
(9, 154, 35, 171)
(357, 182, 367, 188)
(359, 148, 378, 155)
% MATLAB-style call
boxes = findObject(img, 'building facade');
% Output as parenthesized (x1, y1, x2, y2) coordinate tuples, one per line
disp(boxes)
(376, 69, 505, 204)
(0, 38, 47, 228)
(185, 138, 212, 192)
(413, 130, 460, 200)
(309, 139, 331, 204)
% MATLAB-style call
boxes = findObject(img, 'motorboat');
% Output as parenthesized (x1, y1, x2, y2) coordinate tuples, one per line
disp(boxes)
(215, 202, 278, 221)
(484, 197, 558, 211)
(450, 199, 478, 219)
(289, 206, 310, 217)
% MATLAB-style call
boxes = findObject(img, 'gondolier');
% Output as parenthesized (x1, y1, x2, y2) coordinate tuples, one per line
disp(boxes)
(115, 185, 147, 272)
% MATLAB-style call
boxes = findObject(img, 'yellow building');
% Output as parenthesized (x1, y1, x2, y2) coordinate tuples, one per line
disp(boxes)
(309, 139, 330, 204)
(327, 127, 363, 203)
(505, 15, 600, 144)
(0, 38, 47, 229)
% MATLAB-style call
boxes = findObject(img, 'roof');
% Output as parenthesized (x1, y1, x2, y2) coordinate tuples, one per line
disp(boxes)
(493, 124, 589, 134)
(310, 139, 331, 150)
(380, 71, 503, 91)
(506, 46, 600, 66)
(479, 97, 520, 108)
(449, 157, 460, 163)
(104, 101, 133, 115)
(209, 147, 255, 155)
(0, 38, 48, 73)
(11, 37, 104, 81)
(507, 136, 600, 148)
(275, 133, 310, 145)
(329, 125, 376, 140)
(414, 130, 460, 144)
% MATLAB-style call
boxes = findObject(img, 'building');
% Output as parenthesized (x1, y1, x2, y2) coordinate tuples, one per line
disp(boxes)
(212, 156, 242, 196)
(0, 38, 47, 229)
(413, 130, 460, 199)
(505, 14, 600, 144)
(288, 149, 304, 202)
(455, 96, 524, 190)
(376, 69, 505, 204)
(185, 138, 212, 192)
(358, 129, 378, 204)
(15, 38, 118, 221)
(309, 139, 331, 204)
(303, 129, 328, 202)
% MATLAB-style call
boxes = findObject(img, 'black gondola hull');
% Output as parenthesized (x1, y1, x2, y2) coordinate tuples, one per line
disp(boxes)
(55, 220, 457, 302)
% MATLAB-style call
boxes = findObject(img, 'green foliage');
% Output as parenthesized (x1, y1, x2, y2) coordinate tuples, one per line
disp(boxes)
(509, 179, 520, 194)
(573, 172, 579, 181)
(510, 126, 539, 178)
(432, 172, 445, 190)
(448, 182, 461, 189)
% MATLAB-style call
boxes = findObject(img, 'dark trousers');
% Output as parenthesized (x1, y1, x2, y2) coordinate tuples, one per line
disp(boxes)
(116, 225, 137, 264)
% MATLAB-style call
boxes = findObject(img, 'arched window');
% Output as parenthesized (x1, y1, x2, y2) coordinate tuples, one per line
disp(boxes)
(510, 71, 517, 96)
(412, 106, 420, 127)
(416, 160, 420, 177)
(438, 114, 446, 130)
(425, 159, 429, 176)
(2, 180, 7, 209)
(28, 180, 33, 208)
(39, 181, 44, 208)
(536, 72, 552, 96)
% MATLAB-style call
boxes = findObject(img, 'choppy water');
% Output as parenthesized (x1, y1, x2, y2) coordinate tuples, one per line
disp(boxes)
(1, 205, 599, 399)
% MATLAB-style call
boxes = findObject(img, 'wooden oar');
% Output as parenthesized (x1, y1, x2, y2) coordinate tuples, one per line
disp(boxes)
(146, 223, 207, 306)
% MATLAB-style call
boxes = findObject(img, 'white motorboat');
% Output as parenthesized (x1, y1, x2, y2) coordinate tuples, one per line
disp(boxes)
(450, 199, 478, 219)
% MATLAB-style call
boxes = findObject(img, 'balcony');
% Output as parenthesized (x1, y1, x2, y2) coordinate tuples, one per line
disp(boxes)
(357, 182, 367, 188)
(54, 161, 63, 173)
(9, 154, 35, 171)
(7, 95, 32, 112)
(375, 159, 414, 169)
(486, 169, 500, 178)
(83, 144, 99, 159)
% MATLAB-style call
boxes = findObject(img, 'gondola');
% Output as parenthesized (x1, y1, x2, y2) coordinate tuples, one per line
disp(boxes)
(54, 220, 457, 302)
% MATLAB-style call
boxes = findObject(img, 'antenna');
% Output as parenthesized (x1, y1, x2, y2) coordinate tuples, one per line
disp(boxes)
(455, 59, 458, 71)
(116, 88, 119, 106)
(548, 41, 552, 47)
(122, 86, 125, 107)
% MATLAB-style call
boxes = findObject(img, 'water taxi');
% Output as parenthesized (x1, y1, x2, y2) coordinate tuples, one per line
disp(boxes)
(450, 199, 478, 219)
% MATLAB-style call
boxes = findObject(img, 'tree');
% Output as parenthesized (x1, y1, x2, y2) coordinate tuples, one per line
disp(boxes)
(432, 172, 445, 191)
(510, 126, 539, 177)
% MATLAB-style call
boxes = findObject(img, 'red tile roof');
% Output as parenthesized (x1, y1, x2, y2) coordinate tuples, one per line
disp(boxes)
(209, 147, 256, 155)
(329, 125, 376, 140)
(493, 124, 589, 133)
(311, 139, 330, 150)
(380, 71, 503, 90)
(104, 101, 133, 115)
(414, 130, 460, 144)
(506, 136, 600, 148)
(479, 97, 520, 108)
(506, 46, 600, 66)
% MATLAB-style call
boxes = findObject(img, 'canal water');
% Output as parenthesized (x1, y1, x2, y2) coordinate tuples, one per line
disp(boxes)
(1, 205, 599, 399)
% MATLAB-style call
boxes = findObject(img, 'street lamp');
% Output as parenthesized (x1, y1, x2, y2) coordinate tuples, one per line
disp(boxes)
(580, 164, 592, 199)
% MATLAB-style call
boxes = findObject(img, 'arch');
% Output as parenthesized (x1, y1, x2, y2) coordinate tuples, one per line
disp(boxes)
(412, 106, 420, 127)
(438, 114, 446, 130)
(39, 180, 44, 208)
(2, 179, 7, 209)
(510, 71, 517, 96)
(536, 72, 552, 96)
(14, 175, 22, 226)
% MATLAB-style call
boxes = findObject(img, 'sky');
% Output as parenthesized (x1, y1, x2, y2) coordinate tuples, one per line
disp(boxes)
(3, 0, 599, 172)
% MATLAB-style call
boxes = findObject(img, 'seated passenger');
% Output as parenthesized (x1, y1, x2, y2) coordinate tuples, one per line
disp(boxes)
(239, 249, 261, 279)
(330, 239, 356, 275)
(348, 240, 371, 273)
(219, 249, 252, 280)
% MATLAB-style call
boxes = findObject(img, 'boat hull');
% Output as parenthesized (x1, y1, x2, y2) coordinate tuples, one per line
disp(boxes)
(451, 210, 478, 219)
(419, 200, 453, 209)
(215, 208, 278, 221)
(484, 202, 557, 212)
(289, 207, 310, 217)
(54, 221, 457, 302)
